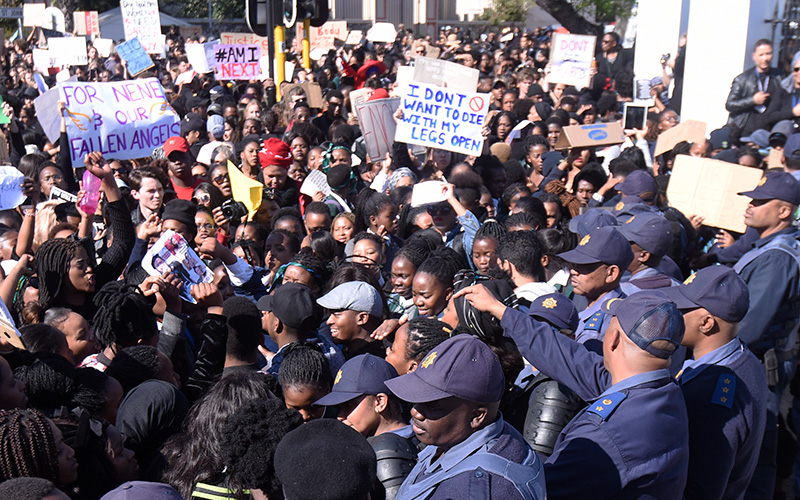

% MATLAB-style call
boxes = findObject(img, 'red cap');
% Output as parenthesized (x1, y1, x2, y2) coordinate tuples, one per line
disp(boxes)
(258, 138, 293, 169)
(163, 136, 190, 157)
(367, 88, 390, 101)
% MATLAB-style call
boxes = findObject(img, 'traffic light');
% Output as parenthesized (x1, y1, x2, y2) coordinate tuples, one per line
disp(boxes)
(282, 0, 329, 28)
(246, 0, 269, 37)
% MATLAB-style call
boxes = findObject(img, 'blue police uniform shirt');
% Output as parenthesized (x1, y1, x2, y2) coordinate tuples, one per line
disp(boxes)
(395, 416, 545, 500)
(500, 307, 689, 500)
(678, 338, 768, 500)
(574, 287, 624, 355)
(620, 266, 682, 295)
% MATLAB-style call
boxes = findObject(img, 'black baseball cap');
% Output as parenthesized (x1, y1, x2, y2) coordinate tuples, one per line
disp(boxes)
(257, 283, 322, 331)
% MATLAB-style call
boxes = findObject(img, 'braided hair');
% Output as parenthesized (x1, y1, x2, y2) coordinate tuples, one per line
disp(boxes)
(404, 317, 453, 362)
(0, 409, 60, 483)
(92, 281, 158, 352)
(278, 342, 332, 392)
(354, 189, 393, 233)
(35, 238, 82, 310)
(394, 240, 432, 271)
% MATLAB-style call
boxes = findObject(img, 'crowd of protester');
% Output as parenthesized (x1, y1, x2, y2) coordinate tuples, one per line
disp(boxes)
(0, 18, 796, 500)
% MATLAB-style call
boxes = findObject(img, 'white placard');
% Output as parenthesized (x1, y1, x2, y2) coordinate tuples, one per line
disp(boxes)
(550, 33, 596, 88)
(120, 0, 162, 54)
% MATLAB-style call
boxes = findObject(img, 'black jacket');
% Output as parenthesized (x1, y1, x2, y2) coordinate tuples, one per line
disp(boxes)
(726, 67, 784, 132)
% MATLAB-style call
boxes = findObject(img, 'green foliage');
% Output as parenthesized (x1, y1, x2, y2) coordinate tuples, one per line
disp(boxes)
(570, 0, 636, 22)
(162, 0, 244, 19)
(481, 0, 531, 25)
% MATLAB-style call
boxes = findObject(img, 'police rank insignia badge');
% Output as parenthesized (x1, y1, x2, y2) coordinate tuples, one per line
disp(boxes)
(334, 370, 342, 385)
(542, 297, 557, 309)
(712, 374, 735, 408)
(580, 235, 591, 246)
(420, 352, 437, 369)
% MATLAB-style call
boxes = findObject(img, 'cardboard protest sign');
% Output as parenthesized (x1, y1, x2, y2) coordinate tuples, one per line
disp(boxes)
(345, 30, 363, 45)
(411, 181, 448, 207)
(32, 48, 56, 73)
(213, 44, 261, 80)
(281, 82, 324, 108)
(667, 155, 763, 233)
(49, 36, 88, 67)
(185, 42, 215, 74)
(654, 119, 707, 157)
(367, 23, 396, 43)
(768, 148, 784, 169)
(142, 230, 213, 303)
(550, 33, 596, 88)
(227, 160, 262, 220)
(23, 3, 45, 27)
(412, 56, 479, 94)
(58, 78, 180, 166)
(73, 11, 99, 37)
(310, 21, 347, 52)
(396, 82, 490, 156)
(0, 166, 25, 210)
(356, 97, 400, 160)
(220, 32, 270, 54)
(554, 123, 625, 150)
(93, 39, 114, 58)
(349, 87, 372, 115)
(120, 0, 162, 54)
(115, 37, 154, 76)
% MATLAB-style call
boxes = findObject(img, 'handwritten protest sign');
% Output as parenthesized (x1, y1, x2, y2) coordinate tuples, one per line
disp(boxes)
(59, 78, 180, 166)
(396, 82, 490, 156)
(550, 33, 596, 88)
(115, 37, 154, 76)
(120, 0, 162, 54)
(667, 155, 763, 233)
(310, 21, 347, 52)
(412, 56, 479, 93)
(356, 97, 400, 159)
(349, 87, 372, 115)
(220, 33, 270, 54)
(23, 3, 45, 27)
(0, 167, 25, 210)
(185, 42, 215, 74)
(73, 11, 99, 37)
(142, 230, 213, 303)
(213, 44, 261, 80)
(48, 36, 88, 67)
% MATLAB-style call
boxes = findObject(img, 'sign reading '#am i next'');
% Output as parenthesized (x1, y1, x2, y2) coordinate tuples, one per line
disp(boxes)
(213, 44, 261, 80)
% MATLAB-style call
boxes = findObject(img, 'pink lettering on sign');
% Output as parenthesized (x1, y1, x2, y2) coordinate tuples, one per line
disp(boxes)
(213, 44, 261, 80)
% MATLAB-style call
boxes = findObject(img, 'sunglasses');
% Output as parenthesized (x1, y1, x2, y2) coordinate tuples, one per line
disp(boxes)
(212, 173, 229, 184)
(794, 67, 800, 73)
(427, 205, 453, 216)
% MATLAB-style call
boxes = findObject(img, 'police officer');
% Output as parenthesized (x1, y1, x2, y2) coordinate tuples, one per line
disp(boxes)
(661, 266, 768, 500)
(386, 334, 546, 500)
(557, 225, 634, 354)
(733, 171, 800, 498)
(456, 286, 689, 499)
(616, 211, 681, 294)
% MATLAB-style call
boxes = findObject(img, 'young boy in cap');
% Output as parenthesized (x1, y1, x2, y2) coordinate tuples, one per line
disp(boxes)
(732, 170, 800, 498)
(386, 334, 546, 500)
(557, 225, 634, 354)
(316, 354, 418, 500)
(456, 285, 689, 499)
(258, 283, 343, 376)
(661, 266, 768, 500)
(317, 281, 386, 359)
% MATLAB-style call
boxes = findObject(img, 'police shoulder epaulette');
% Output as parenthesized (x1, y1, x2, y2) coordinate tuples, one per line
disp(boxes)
(584, 311, 604, 331)
(711, 374, 736, 408)
(587, 391, 627, 420)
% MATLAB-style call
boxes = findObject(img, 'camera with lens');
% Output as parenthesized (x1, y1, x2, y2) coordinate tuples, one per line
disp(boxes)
(220, 199, 248, 220)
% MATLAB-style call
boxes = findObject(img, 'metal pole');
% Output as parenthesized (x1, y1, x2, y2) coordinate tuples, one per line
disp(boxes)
(303, 18, 311, 69)
(208, 0, 212, 34)
(275, 25, 285, 99)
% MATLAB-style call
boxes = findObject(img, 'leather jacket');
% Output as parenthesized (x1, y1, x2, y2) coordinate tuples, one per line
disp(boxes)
(726, 67, 783, 131)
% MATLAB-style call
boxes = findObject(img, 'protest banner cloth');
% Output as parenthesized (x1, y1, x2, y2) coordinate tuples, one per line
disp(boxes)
(550, 33, 596, 88)
(73, 11, 99, 37)
(220, 32, 270, 54)
(58, 78, 180, 167)
(142, 230, 214, 303)
(412, 56, 479, 94)
(48, 36, 88, 67)
(227, 160, 263, 220)
(356, 97, 400, 159)
(0, 166, 25, 211)
(667, 155, 763, 233)
(120, 0, 162, 54)
(654, 119, 707, 157)
(185, 42, 215, 74)
(23, 3, 45, 27)
(213, 44, 261, 80)
(396, 82, 490, 156)
(310, 21, 347, 52)
(115, 37, 154, 76)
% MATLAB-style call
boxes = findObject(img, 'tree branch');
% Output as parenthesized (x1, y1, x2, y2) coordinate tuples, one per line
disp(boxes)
(534, 0, 604, 37)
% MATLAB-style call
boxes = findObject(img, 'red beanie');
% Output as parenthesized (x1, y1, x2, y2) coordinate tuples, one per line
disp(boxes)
(259, 138, 293, 169)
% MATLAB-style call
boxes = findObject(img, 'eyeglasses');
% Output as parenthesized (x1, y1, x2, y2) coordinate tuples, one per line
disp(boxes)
(427, 205, 453, 216)
(212, 173, 229, 184)
(793, 67, 800, 73)
(192, 193, 211, 205)
(42, 174, 64, 183)
(196, 222, 215, 231)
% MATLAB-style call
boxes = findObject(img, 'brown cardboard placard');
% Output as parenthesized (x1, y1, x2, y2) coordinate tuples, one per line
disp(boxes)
(349, 87, 372, 115)
(654, 119, 707, 157)
(554, 122, 625, 150)
(0, 317, 24, 350)
(767, 148, 784, 169)
(281, 82, 324, 109)
(666, 155, 763, 233)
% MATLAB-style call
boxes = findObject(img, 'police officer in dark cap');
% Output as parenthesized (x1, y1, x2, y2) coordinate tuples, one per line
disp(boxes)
(733, 170, 800, 498)
(616, 211, 680, 294)
(386, 334, 546, 500)
(557, 226, 634, 354)
(456, 286, 689, 499)
(660, 266, 768, 500)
